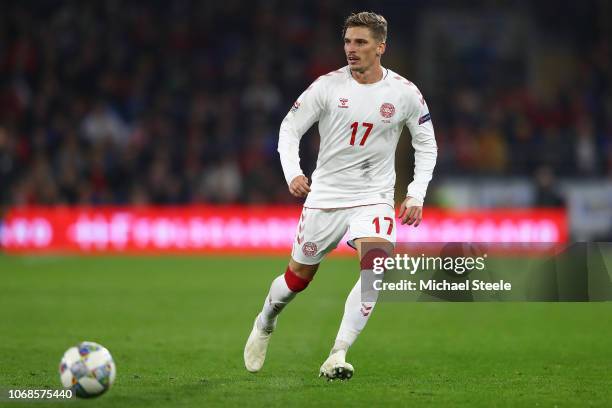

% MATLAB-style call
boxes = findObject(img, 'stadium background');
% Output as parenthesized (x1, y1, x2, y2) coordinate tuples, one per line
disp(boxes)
(0, 0, 610, 247)
(1, 1, 611, 407)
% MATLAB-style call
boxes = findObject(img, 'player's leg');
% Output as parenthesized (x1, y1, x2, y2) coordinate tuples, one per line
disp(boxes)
(320, 204, 395, 380)
(245, 207, 347, 373)
(257, 259, 318, 333)
(332, 237, 392, 351)
(319, 237, 392, 380)
(244, 260, 318, 373)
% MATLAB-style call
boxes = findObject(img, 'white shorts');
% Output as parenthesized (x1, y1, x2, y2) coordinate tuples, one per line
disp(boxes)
(291, 204, 397, 265)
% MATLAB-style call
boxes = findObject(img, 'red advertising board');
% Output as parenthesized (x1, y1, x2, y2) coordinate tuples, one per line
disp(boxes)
(0, 206, 568, 254)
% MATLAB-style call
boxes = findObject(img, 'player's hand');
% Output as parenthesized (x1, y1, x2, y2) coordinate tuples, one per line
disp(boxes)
(399, 196, 423, 227)
(289, 175, 311, 198)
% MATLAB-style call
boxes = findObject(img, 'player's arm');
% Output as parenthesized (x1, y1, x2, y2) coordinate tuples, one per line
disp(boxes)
(278, 79, 326, 198)
(399, 87, 438, 226)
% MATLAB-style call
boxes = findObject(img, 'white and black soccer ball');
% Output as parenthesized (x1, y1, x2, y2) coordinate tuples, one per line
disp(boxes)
(59, 341, 116, 398)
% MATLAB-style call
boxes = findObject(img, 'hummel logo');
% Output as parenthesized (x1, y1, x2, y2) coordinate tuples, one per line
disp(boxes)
(338, 98, 349, 108)
(360, 303, 373, 317)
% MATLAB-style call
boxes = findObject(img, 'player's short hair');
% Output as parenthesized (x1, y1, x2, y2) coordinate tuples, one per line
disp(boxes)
(343, 12, 388, 43)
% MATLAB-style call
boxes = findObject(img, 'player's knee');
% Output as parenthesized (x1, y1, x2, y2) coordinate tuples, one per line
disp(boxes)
(360, 247, 391, 271)
(284, 264, 316, 292)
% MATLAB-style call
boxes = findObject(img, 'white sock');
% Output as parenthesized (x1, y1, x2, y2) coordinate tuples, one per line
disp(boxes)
(257, 274, 297, 331)
(333, 277, 379, 353)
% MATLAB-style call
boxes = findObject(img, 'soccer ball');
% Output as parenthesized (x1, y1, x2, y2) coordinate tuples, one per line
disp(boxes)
(59, 341, 116, 398)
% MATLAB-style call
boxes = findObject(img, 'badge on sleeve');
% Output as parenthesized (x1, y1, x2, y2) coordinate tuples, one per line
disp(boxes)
(418, 112, 431, 125)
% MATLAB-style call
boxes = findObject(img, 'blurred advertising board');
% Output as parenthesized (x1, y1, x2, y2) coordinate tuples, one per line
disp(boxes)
(1, 206, 567, 254)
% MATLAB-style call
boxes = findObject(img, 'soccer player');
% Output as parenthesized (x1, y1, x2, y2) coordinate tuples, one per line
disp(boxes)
(244, 11, 437, 380)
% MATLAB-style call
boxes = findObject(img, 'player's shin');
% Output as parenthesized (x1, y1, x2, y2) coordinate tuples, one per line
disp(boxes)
(332, 276, 379, 354)
(332, 247, 388, 353)
(258, 266, 311, 331)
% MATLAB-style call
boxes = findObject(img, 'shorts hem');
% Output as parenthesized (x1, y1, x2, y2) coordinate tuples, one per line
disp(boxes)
(291, 247, 326, 265)
(347, 237, 395, 250)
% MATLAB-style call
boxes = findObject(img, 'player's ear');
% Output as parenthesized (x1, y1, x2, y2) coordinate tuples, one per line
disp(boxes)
(377, 42, 386, 57)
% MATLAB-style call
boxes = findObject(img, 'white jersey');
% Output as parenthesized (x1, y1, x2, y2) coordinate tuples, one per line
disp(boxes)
(278, 66, 437, 209)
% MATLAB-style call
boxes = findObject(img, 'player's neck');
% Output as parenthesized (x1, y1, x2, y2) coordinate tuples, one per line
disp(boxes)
(350, 64, 384, 85)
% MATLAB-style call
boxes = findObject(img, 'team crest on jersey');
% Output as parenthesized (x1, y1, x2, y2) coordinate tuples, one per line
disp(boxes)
(302, 242, 318, 257)
(380, 103, 395, 118)
(290, 100, 300, 112)
(338, 98, 349, 108)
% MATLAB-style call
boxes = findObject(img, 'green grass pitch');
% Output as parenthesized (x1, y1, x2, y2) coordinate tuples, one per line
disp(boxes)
(1, 255, 611, 407)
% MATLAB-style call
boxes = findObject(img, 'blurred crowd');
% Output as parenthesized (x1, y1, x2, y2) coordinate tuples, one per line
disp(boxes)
(433, 51, 612, 178)
(0, 1, 610, 207)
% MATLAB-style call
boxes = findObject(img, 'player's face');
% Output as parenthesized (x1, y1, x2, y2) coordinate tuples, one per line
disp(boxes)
(344, 27, 385, 73)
